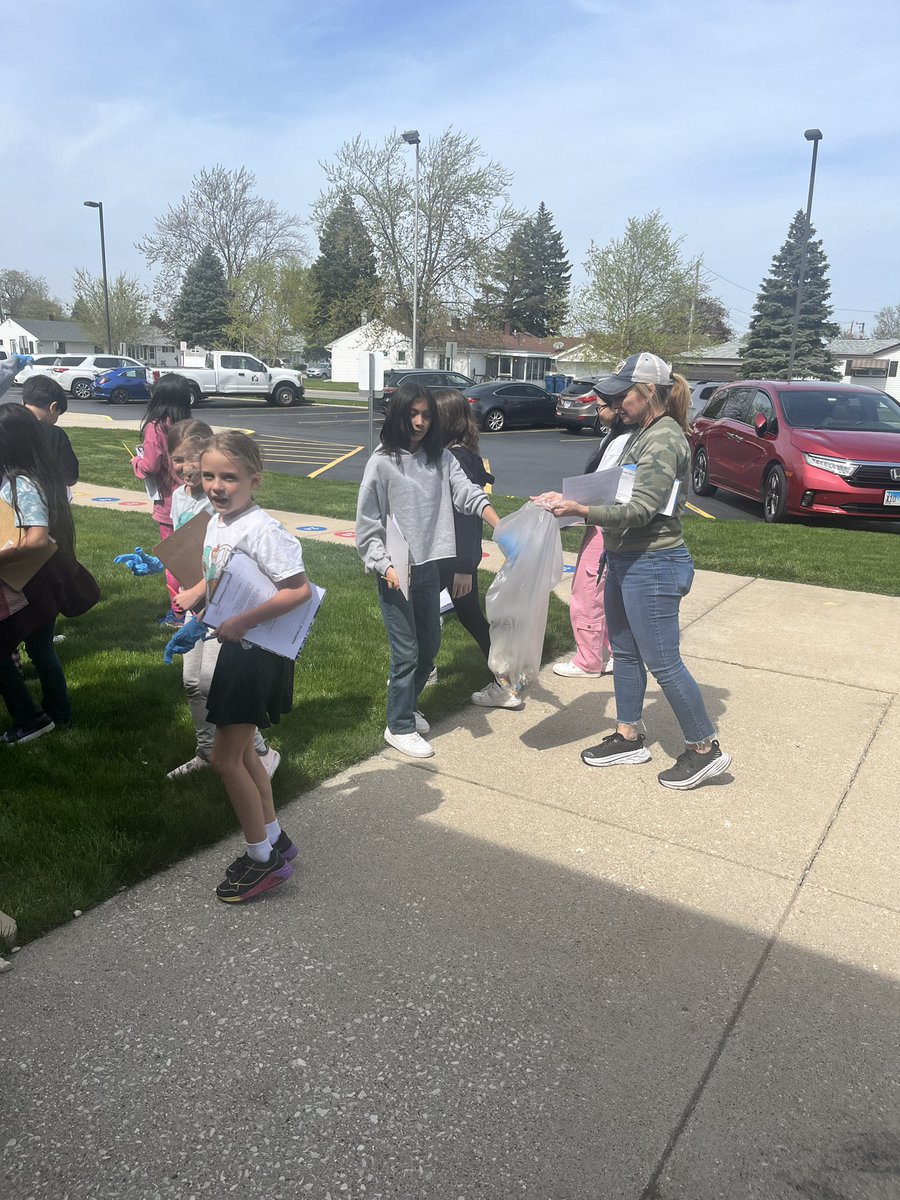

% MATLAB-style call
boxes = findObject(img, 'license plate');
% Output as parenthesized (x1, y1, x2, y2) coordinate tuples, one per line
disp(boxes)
(885, 490, 900, 506)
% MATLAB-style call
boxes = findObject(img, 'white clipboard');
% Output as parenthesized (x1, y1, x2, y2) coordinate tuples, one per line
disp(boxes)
(203, 550, 324, 661)
(386, 514, 410, 599)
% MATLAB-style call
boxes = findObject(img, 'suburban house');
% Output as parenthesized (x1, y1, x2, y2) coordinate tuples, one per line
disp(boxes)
(327, 320, 589, 384)
(681, 336, 900, 399)
(0, 317, 95, 357)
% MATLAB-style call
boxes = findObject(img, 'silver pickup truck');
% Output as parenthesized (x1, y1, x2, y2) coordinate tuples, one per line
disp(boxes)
(155, 351, 306, 407)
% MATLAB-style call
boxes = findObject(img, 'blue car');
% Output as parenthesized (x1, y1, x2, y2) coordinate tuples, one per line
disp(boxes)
(93, 366, 151, 404)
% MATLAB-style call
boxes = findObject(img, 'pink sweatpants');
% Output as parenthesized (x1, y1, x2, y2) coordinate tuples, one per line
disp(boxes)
(569, 524, 610, 673)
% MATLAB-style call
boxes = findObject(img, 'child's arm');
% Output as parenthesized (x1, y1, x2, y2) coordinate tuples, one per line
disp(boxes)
(215, 572, 312, 644)
(131, 422, 166, 478)
(0, 523, 49, 564)
(173, 580, 207, 614)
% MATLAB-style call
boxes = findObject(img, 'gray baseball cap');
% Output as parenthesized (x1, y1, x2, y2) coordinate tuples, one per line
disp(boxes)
(592, 352, 673, 400)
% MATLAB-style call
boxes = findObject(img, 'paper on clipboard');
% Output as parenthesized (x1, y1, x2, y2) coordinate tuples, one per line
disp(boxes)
(203, 551, 324, 661)
(0, 498, 58, 591)
(151, 511, 211, 588)
(386, 514, 410, 599)
(135, 445, 161, 502)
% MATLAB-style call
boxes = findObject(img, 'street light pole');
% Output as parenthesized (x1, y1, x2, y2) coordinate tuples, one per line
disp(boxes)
(786, 129, 823, 380)
(83, 200, 113, 354)
(401, 130, 421, 368)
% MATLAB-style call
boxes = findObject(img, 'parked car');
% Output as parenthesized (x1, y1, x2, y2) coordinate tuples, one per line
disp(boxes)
(463, 380, 558, 432)
(14, 354, 68, 385)
(378, 368, 475, 411)
(23, 353, 147, 399)
(93, 365, 152, 404)
(306, 362, 331, 379)
(555, 377, 603, 434)
(689, 380, 900, 522)
(687, 380, 723, 425)
(155, 352, 305, 407)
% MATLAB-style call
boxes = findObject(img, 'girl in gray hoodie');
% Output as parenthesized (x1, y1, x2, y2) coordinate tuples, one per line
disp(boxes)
(356, 379, 500, 759)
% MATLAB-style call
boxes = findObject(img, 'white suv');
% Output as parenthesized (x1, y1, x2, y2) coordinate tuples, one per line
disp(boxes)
(21, 354, 146, 399)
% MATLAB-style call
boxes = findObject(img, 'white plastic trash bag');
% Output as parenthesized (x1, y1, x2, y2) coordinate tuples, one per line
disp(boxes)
(486, 502, 564, 699)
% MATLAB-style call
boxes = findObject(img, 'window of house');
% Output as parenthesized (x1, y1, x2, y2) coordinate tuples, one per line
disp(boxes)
(397, 350, 406, 363)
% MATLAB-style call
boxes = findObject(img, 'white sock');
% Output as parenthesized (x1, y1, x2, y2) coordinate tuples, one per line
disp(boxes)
(265, 819, 282, 845)
(246, 838, 271, 863)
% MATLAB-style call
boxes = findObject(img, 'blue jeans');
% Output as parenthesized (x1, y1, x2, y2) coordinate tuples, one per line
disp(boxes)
(604, 546, 715, 745)
(0, 620, 71, 728)
(378, 562, 442, 734)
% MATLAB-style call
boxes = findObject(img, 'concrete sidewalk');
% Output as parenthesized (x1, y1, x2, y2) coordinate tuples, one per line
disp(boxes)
(1, 486, 898, 1199)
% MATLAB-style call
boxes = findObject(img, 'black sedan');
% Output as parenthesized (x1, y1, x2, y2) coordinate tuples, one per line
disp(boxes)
(463, 381, 557, 432)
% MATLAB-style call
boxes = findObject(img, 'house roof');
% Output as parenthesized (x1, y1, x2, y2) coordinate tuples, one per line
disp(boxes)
(827, 338, 900, 356)
(451, 328, 580, 356)
(7, 318, 91, 342)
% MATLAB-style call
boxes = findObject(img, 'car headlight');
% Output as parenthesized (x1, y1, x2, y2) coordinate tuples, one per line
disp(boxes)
(802, 452, 856, 478)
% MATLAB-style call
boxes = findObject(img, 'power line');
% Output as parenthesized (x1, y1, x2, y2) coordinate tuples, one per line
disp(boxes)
(705, 266, 883, 315)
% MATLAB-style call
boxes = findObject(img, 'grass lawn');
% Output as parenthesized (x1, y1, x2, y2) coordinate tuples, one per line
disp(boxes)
(0, 506, 573, 946)
(68, 428, 900, 595)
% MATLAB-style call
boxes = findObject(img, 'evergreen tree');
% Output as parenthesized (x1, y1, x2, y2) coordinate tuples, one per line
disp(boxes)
(172, 245, 230, 347)
(309, 192, 378, 344)
(740, 212, 840, 380)
(476, 202, 571, 336)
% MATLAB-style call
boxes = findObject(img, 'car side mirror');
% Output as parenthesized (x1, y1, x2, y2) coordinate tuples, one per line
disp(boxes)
(753, 412, 768, 438)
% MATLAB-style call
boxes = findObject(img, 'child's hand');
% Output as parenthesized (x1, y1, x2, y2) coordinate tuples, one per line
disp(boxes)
(215, 614, 252, 644)
(451, 573, 473, 598)
(383, 567, 401, 590)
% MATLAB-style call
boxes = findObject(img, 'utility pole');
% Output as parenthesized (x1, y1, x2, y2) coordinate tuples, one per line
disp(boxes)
(687, 258, 701, 352)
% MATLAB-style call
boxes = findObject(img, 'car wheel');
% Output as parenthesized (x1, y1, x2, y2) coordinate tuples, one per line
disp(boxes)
(691, 448, 717, 496)
(272, 383, 297, 407)
(763, 464, 788, 523)
(111, 387, 130, 404)
(72, 379, 93, 400)
(188, 383, 202, 407)
(483, 408, 505, 432)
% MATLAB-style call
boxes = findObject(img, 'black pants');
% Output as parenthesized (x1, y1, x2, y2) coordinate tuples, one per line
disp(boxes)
(439, 565, 491, 662)
(0, 620, 71, 728)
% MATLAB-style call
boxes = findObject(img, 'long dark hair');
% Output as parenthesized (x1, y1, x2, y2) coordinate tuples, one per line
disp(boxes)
(379, 378, 443, 465)
(433, 388, 480, 454)
(585, 411, 633, 475)
(140, 372, 192, 438)
(0, 405, 75, 559)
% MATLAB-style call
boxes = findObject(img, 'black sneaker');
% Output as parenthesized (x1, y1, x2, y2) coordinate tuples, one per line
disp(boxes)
(215, 849, 292, 903)
(581, 731, 652, 768)
(271, 830, 298, 862)
(658, 741, 732, 790)
(0, 713, 56, 745)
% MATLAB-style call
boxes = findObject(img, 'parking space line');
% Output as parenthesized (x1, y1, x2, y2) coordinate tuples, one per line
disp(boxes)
(685, 501, 715, 519)
(308, 444, 366, 478)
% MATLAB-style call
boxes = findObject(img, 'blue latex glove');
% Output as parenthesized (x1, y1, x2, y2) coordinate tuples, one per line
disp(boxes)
(114, 547, 165, 576)
(14, 354, 34, 368)
(163, 616, 211, 664)
(493, 528, 521, 561)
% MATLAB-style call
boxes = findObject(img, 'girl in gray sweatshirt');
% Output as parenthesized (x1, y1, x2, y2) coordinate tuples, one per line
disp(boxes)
(355, 380, 500, 759)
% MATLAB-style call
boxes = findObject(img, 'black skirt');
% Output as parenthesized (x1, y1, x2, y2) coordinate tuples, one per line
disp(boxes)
(205, 642, 294, 729)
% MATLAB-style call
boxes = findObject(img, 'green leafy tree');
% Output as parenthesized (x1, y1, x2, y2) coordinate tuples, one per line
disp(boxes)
(873, 303, 900, 339)
(172, 246, 230, 347)
(314, 129, 521, 366)
(0, 269, 66, 320)
(740, 211, 840, 380)
(476, 202, 571, 336)
(71, 269, 149, 350)
(309, 192, 378, 345)
(573, 211, 725, 360)
(227, 258, 316, 362)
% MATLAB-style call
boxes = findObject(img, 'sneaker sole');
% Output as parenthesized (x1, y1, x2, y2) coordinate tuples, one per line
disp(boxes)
(216, 861, 293, 903)
(384, 732, 434, 758)
(581, 746, 652, 768)
(658, 752, 733, 790)
(553, 666, 602, 678)
(10, 721, 56, 745)
(470, 694, 524, 709)
(279, 843, 299, 863)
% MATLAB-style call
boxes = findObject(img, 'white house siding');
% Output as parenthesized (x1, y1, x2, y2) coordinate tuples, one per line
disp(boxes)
(0, 318, 94, 357)
(839, 351, 900, 402)
(328, 322, 413, 383)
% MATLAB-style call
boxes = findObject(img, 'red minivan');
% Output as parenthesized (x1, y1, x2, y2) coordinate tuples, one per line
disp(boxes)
(689, 381, 900, 522)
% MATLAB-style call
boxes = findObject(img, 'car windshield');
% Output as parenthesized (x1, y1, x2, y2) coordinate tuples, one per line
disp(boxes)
(561, 381, 595, 397)
(778, 388, 900, 432)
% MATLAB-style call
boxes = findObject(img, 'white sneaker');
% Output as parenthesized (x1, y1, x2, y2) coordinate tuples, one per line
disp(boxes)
(422, 667, 438, 688)
(553, 660, 602, 678)
(470, 680, 524, 710)
(384, 728, 434, 758)
(414, 711, 430, 734)
(166, 754, 210, 780)
(258, 747, 281, 777)
(601, 656, 615, 676)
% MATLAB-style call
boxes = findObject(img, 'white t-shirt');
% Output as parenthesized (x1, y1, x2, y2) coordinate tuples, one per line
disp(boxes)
(594, 432, 632, 472)
(202, 504, 305, 592)
(170, 485, 213, 530)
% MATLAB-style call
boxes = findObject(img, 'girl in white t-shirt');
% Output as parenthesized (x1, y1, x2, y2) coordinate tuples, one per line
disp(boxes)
(174, 432, 311, 904)
(165, 421, 277, 782)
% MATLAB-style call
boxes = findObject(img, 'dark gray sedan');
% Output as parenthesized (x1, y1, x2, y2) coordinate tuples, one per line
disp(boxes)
(463, 381, 557, 432)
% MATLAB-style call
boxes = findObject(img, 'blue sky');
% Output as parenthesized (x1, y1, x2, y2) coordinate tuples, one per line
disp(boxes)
(2, 0, 898, 338)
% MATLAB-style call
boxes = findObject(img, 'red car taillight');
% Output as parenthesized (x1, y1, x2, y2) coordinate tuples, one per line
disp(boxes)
(52, 367, 67, 374)
(465, 395, 478, 404)
(572, 393, 594, 404)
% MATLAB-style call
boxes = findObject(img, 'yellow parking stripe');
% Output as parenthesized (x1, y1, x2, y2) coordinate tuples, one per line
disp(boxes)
(308, 444, 365, 478)
(685, 501, 715, 519)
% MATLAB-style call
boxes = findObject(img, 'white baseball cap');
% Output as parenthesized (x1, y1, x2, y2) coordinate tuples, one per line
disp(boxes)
(592, 352, 673, 400)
